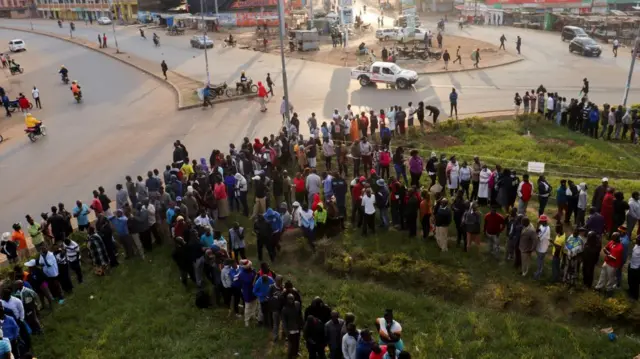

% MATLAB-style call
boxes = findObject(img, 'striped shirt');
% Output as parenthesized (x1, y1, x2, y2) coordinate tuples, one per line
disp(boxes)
(64, 240, 81, 262)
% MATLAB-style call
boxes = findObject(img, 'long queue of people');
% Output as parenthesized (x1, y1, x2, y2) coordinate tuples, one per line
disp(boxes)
(2, 100, 640, 358)
(514, 80, 640, 143)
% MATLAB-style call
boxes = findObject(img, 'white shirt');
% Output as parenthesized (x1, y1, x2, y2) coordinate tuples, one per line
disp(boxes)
(194, 215, 213, 228)
(64, 240, 80, 262)
(361, 194, 376, 215)
(537, 225, 551, 253)
(630, 244, 640, 269)
(547, 97, 555, 111)
(147, 203, 157, 226)
(613, 39, 620, 47)
(1, 296, 24, 321)
(31, 88, 39, 99)
(342, 332, 359, 359)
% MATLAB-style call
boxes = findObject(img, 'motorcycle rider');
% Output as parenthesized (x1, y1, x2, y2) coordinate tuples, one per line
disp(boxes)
(70, 80, 82, 99)
(239, 71, 248, 92)
(59, 65, 69, 82)
(24, 113, 42, 135)
(225, 34, 234, 46)
(202, 84, 213, 107)
(153, 33, 159, 46)
(9, 59, 20, 74)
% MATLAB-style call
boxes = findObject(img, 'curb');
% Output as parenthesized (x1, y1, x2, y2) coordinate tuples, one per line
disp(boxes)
(0, 25, 254, 111)
(415, 57, 524, 75)
(179, 93, 259, 110)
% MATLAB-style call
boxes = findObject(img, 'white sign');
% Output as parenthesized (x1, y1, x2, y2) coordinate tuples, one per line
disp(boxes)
(342, 8, 353, 24)
(527, 161, 545, 174)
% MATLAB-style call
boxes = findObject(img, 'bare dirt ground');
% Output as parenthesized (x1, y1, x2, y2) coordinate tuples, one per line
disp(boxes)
(211, 26, 519, 73)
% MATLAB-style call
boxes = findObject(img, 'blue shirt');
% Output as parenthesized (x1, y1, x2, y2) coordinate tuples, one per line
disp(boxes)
(166, 208, 176, 224)
(2, 315, 19, 340)
(200, 233, 214, 247)
(38, 251, 59, 278)
(73, 204, 90, 226)
(621, 234, 630, 264)
(252, 276, 275, 303)
(0, 338, 10, 354)
(449, 92, 458, 104)
(109, 215, 129, 236)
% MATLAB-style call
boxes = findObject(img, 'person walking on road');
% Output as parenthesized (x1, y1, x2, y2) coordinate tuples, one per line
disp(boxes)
(161, 60, 168, 80)
(516, 36, 521, 55)
(2, 94, 10, 117)
(449, 88, 458, 119)
(472, 48, 480, 68)
(266, 73, 274, 98)
(443, 49, 450, 70)
(31, 86, 41, 109)
(258, 82, 268, 112)
(103, 33, 107, 48)
(453, 46, 462, 65)
(499, 34, 506, 50)
(613, 38, 619, 57)
(98, 34, 102, 48)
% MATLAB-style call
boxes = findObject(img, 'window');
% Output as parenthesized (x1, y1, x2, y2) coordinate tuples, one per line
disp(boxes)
(382, 67, 393, 75)
(372, 66, 380, 74)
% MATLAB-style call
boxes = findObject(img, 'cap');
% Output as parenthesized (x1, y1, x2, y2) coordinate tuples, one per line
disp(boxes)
(539, 214, 549, 222)
(602, 177, 609, 182)
(176, 216, 184, 221)
(24, 259, 36, 268)
(376, 179, 385, 186)
(370, 169, 376, 175)
(176, 196, 182, 201)
(618, 225, 627, 232)
(292, 201, 300, 207)
(359, 176, 366, 182)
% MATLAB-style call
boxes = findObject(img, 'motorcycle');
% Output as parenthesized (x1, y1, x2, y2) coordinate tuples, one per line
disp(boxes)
(61, 73, 69, 84)
(9, 64, 23, 75)
(210, 82, 230, 98)
(427, 48, 443, 60)
(153, 36, 160, 47)
(25, 124, 47, 142)
(7, 99, 33, 112)
(235, 79, 258, 95)
(396, 47, 416, 59)
(223, 38, 237, 48)
(73, 91, 82, 103)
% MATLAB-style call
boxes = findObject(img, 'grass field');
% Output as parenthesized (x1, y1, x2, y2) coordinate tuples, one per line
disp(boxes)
(29, 118, 640, 359)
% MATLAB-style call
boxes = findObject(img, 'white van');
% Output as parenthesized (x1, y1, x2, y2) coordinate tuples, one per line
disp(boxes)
(8, 39, 25, 52)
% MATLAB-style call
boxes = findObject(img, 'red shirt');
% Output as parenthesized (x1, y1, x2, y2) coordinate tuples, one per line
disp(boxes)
(294, 177, 305, 193)
(18, 97, 29, 109)
(520, 181, 533, 202)
(214, 183, 227, 200)
(484, 212, 505, 235)
(605, 240, 624, 268)
(351, 183, 363, 202)
(91, 198, 104, 214)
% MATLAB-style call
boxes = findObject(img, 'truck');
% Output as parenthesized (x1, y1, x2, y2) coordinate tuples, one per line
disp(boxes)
(350, 61, 419, 89)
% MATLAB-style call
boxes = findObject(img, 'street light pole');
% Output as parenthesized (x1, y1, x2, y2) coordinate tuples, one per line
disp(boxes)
(200, 0, 211, 85)
(108, 0, 120, 53)
(622, 31, 640, 107)
(277, 0, 291, 127)
(309, 0, 314, 29)
(29, 2, 34, 30)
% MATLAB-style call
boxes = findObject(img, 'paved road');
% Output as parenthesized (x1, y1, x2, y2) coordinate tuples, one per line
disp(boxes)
(4, 19, 638, 119)
(0, 30, 282, 233)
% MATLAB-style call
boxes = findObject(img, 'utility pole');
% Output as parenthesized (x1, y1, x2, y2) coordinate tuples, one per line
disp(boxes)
(277, 0, 291, 126)
(200, 0, 211, 85)
(29, 1, 34, 30)
(107, 0, 120, 53)
(310, 0, 314, 29)
(622, 31, 640, 106)
(214, 0, 219, 16)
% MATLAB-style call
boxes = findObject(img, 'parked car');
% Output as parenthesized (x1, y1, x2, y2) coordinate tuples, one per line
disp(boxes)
(375, 28, 400, 41)
(350, 61, 418, 89)
(97, 17, 112, 25)
(8, 39, 25, 52)
(375, 27, 427, 42)
(569, 37, 602, 57)
(561, 26, 587, 41)
(190, 35, 214, 49)
(393, 15, 421, 29)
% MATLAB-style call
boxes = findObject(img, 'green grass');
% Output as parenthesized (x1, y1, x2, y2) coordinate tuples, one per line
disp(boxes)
(28, 117, 640, 359)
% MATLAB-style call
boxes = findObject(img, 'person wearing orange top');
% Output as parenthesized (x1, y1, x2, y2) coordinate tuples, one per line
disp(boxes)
(11, 223, 28, 260)
(350, 116, 360, 142)
(419, 190, 433, 239)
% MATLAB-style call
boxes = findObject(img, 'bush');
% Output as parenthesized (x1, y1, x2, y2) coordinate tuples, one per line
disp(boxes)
(573, 291, 633, 320)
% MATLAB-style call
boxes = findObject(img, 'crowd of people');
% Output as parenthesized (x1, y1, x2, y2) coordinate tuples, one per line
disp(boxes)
(2, 96, 640, 358)
(513, 79, 640, 143)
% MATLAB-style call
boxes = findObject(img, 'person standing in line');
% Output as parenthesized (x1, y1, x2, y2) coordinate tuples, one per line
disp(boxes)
(442, 49, 450, 70)
(449, 88, 458, 119)
(518, 217, 537, 277)
(529, 90, 537, 114)
(514, 92, 522, 118)
(484, 206, 505, 258)
(595, 232, 623, 296)
(31, 86, 41, 109)
(361, 188, 376, 236)
(452, 45, 462, 65)
(434, 198, 452, 252)
(161, 60, 168, 80)
(627, 235, 640, 300)
(516, 173, 532, 215)
(281, 294, 303, 359)
(534, 215, 551, 280)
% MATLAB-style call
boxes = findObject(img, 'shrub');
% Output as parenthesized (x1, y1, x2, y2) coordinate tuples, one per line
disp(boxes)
(573, 291, 632, 320)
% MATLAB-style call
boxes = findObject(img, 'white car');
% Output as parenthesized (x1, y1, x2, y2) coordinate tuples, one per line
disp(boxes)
(350, 61, 418, 89)
(190, 35, 214, 49)
(97, 17, 112, 25)
(375, 28, 428, 42)
(8, 39, 25, 52)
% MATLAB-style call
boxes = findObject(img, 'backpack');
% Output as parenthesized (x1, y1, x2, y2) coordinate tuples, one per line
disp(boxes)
(379, 151, 391, 166)
(195, 290, 211, 309)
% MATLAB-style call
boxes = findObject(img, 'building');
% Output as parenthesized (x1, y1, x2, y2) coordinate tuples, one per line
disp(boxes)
(0, 0, 35, 19)
(34, 0, 138, 21)
(138, 0, 180, 12)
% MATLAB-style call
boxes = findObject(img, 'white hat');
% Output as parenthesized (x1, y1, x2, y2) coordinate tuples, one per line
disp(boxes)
(602, 177, 609, 182)
(292, 201, 300, 207)
(24, 259, 36, 267)
(1, 232, 10, 242)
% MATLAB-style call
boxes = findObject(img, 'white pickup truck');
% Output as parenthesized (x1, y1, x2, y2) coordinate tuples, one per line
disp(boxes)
(375, 27, 427, 42)
(350, 61, 419, 89)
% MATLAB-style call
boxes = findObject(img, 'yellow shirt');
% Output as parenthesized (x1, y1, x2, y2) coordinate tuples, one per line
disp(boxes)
(25, 115, 40, 128)
(552, 233, 566, 256)
(180, 163, 194, 179)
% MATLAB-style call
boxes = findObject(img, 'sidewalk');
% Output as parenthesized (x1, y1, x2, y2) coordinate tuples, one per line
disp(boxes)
(0, 25, 201, 109)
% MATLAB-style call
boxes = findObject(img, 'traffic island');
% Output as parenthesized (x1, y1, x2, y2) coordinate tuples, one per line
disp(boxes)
(0, 25, 255, 110)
